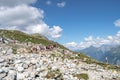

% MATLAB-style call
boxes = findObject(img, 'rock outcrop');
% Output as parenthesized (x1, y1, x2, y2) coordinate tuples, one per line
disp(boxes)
(0, 42, 120, 80)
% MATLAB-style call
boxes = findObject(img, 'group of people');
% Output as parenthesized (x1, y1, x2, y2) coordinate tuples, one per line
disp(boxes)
(31, 44, 57, 53)
(0, 36, 57, 53)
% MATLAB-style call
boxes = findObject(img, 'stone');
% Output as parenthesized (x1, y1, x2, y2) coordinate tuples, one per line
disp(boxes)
(52, 66, 58, 70)
(4, 70, 17, 80)
(31, 59, 37, 64)
(17, 73, 25, 80)
(22, 63, 29, 69)
(7, 48, 13, 54)
(0, 69, 3, 73)
(17, 67, 24, 72)
(0, 58, 4, 63)
(0, 72, 7, 79)
(15, 60, 23, 64)
(2, 50, 6, 54)
(0, 41, 120, 80)
(24, 61, 30, 65)
(1, 67, 9, 73)
(23, 72, 30, 78)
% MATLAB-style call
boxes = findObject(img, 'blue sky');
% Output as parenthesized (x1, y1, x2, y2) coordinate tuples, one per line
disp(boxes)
(0, 0, 120, 50)
(34, 0, 120, 43)
(33, 0, 120, 50)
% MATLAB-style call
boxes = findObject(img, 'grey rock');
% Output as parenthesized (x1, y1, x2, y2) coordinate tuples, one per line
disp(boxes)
(15, 60, 23, 64)
(17, 67, 24, 73)
(17, 73, 25, 80)
(0, 58, 4, 63)
(4, 70, 17, 80)
(0, 73, 7, 79)
(23, 72, 30, 78)
(0, 69, 4, 73)
(22, 63, 29, 69)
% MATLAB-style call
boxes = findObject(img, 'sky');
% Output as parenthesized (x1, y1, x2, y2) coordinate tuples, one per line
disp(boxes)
(0, 0, 120, 50)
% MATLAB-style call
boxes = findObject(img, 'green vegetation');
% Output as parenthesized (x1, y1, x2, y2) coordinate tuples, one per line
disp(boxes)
(73, 73, 89, 80)
(0, 29, 120, 71)
(12, 45, 17, 54)
(0, 29, 67, 49)
(95, 62, 120, 71)
(72, 52, 120, 71)
(71, 52, 96, 63)
(30, 33, 48, 40)
(45, 68, 63, 80)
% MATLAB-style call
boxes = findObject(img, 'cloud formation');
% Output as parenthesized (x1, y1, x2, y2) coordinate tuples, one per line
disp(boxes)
(0, 5, 44, 28)
(49, 26, 63, 39)
(0, 0, 63, 39)
(0, 0, 37, 7)
(64, 19, 120, 51)
(64, 31, 120, 51)
(57, 1, 66, 8)
(114, 19, 120, 27)
(46, 0, 52, 5)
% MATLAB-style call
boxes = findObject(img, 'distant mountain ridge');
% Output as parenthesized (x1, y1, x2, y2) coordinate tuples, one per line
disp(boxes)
(80, 45, 120, 65)
(101, 46, 120, 65)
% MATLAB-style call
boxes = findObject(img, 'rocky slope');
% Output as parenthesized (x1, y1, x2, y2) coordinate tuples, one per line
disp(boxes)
(0, 30, 120, 80)
(0, 41, 120, 80)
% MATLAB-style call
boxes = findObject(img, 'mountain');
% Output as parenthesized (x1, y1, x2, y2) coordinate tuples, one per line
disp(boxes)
(101, 46, 120, 65)
(0, 29, 120, 80)
(80, 45, 120, 65)
(0, 29, 68, 50)
(80, 45, 111, 61)
(30, 33, 48, 40)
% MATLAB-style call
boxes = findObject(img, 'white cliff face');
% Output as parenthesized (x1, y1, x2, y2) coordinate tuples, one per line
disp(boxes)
(0, 42, 120, 80)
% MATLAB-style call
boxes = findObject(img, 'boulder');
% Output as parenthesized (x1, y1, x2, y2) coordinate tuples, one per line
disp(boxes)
(4, 70, 17, 80)
(17, 67, 24, 73)
(17, 73, 25, 80)
(0, 58, 4, 63)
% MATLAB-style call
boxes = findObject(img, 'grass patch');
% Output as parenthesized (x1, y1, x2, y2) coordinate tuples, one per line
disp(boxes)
(0, 29, 68, 49)
(95, 62, 120, 71)
(45, 68, 63, 80)
(72, 52, 120, 71)
(12, 46, 17, 54)
(73, 73, 89, 80)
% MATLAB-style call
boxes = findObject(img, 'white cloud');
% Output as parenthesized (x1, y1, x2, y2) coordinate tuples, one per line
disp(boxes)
(64, 42, 79, 51)
(64, 31, 120, 51)
(26, 23, 49, 35)
(49, 26, 63, 39)
(0, 0, 63, 39)
(46, 0, 52, 5)
(57, 1, 66, 8)
(84, 36, 93, 41)
(0, 0, 37, 7)
(0, 5, 44, 27)
(114, 19, 120, 27)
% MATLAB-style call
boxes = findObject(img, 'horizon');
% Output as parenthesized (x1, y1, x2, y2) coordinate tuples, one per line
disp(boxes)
(0, 0, 120, 50)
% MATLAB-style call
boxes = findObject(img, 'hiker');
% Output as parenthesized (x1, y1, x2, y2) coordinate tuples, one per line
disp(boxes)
(1, 37, 5, 43)
(46, 45, 50, 50)
(39, 45, 42, 51)
(53, 44, 56, 48)
(49, 45, 54, 50)
(30, 47, 33, 53)
(62, 49, 65, 54)
(26, 42, 28, 46)
(13, 39, 16, 44)
(105, 57, 108, 63)
(33, 46, 37, 52)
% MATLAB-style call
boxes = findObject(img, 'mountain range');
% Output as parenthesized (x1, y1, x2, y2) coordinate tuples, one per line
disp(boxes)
(80, 45, 120, 65)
